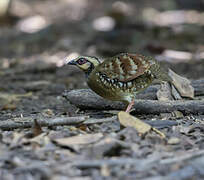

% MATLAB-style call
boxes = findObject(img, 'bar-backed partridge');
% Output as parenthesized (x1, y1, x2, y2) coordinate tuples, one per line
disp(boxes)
(67, 53, 173, 112)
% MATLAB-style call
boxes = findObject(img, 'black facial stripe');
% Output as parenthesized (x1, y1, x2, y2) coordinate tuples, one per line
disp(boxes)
(88, 56, 100, 63)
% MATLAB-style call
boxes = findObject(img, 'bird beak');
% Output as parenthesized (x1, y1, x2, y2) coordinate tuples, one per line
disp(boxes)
(67, 60, 77, 65)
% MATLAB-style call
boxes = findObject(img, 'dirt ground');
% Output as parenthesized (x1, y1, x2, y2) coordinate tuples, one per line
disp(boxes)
(0, 0, 204, 179)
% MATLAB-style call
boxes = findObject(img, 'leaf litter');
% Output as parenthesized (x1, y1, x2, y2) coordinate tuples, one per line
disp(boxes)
(0, 0, 204, 179)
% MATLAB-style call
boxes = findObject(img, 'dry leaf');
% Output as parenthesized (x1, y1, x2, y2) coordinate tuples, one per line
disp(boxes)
(41, 109, 54, 117)
(156, 82, 173, 101)
(29, 133, 51, 147)
(172, 110, 184, 118)
(1, 103, 17, 110)
(118, 111, 166, 138)
(10, 132, 24, 145)
(168, 69, 194, 98)
(54, 133, 103, 146)
(168, 137, 180, 145)
(171, 84, 182, 100)
(118, 111, 151, 134)
(32, 119, 43, 137)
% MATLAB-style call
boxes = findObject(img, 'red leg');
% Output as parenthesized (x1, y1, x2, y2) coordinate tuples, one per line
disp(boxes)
(125, 99, 135, 113)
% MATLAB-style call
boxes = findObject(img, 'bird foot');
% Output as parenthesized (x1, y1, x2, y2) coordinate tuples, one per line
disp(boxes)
(125, 100, 135, 113)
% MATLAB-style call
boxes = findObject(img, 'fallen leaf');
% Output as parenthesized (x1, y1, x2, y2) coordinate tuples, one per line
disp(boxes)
(78, 124, 88, 131)
(118, 111, 166, 138)
(41, 109, 54, 117)
(171, 84, 182, 100)
(1, 103, 17, 110)
(168, 69, 194, 99)
(172, 110, 184, 118)
(28, 133, 51, 147)
(32, 119, 43, 137)
(151, 128, 166, 138)
(118, 111, 151, 134)
(53, 133, 103, 146)
(156, 82, 173, 101)
(168, 137, 180, 145)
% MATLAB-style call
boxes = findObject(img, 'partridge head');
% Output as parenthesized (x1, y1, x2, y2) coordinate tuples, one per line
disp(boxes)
(67, 53, 172, 112)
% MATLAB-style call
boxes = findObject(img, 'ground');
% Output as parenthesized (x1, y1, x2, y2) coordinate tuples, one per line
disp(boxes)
(0, 0, 204, 179)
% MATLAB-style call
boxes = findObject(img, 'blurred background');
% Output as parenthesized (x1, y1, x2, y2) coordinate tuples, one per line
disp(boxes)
(0, 0, 204, 91)
(0, 1, 204, 179)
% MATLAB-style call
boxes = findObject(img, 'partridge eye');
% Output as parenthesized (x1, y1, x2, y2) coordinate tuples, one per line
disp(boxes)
(77, 58, 87, 65)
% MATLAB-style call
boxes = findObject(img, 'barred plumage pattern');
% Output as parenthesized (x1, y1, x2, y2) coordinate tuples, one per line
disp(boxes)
(68, 53, 172, 112)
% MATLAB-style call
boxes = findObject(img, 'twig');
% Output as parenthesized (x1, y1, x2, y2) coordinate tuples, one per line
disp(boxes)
(83, 116, 117, 125)
(63, 89, 204, 115)
(72, 157, 158, 169)
(0, 116, 119, 130)
(160, 149, 204, 165)
(0, 116, 87, 130)
(72, 150, 204, 169)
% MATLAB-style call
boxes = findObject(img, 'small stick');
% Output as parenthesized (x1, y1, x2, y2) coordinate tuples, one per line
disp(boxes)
(83, 116, 117, 125)
(0, 116, 88, 130)
(0, 116, 119, 130)
(160, 149, 204, 164)
(72, 157, 157, 169)
(64, 89, 204, 115)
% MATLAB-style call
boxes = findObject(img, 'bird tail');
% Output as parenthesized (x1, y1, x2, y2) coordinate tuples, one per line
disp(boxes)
(150, 62, 173, 83)
(158, 67, 173, 83)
